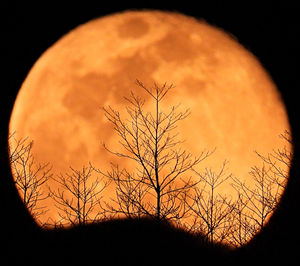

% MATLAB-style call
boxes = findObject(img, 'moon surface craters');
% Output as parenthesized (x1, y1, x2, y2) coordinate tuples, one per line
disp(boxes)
(153, 31, 201, 63)
(118, 17, 150, 39)
(9, 10, 291, 227)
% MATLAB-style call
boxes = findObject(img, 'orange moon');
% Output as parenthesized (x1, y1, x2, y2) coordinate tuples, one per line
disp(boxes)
(9, 10, 291, 226)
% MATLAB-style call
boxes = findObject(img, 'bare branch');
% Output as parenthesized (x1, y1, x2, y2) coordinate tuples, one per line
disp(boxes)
(99, 81, 211, 222)
(9, 135, 52, 220)
(49, 164, 109, 225)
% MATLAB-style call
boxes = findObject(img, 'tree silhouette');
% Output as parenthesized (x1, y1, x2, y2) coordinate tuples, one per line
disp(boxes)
(9, 133, 29, 164)
(229, 166, 277, 246)
(226, 193, 256, 246)
(255, 130, 292, 190)
(9, 134, 52, 221)
(232, 165, 277, 230)
(228, 131, 293, 246)
(8, 92, 292, 248)
(100, 80, 211, 222)
(187, 161, 235, 243)
(49, 165, 109, 226)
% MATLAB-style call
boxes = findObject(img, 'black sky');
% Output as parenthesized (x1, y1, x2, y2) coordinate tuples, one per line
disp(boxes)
(2, 1, 299, 264)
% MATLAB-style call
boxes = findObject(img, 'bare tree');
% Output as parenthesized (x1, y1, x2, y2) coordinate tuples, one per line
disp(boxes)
(9, 134, 52, 220)
(235, 165, 278, 229)
(229, 131, 293, 246)
(228, 165, 282, 246)
(101, 165, 151, 219)
(255, 130, 292, 190)
(188, 161, 235, 243)
(9, 133, 29, 164)
(228, 190, 260, 246)
(100, 80, 211, 222)
(49, 165, 109, 226)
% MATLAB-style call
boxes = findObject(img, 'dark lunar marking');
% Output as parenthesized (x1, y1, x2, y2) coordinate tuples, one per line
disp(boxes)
(69, 142, 89, 165)
(106, 52, 160, 103)
(62, 50, 160, 148)
(62, 72, 110, 119)
(154, 31, 200, 63)
(182, 77, 207, 95)
(118, 17, 150, 39)
(30, 119, 69, 172)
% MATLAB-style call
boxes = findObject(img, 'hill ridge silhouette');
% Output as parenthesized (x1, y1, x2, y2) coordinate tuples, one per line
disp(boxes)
(10, 217, 234, 265)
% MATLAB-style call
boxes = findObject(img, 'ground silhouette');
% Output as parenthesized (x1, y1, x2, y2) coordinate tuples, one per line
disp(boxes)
(5, 207, 298, 266)
(8, 217, 233, 265)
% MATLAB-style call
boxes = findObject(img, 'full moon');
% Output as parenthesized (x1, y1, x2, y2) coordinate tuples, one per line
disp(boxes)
(9, 10, 291, 229)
